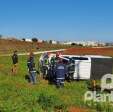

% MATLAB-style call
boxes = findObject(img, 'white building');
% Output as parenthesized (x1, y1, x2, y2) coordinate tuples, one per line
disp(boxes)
(25, 38, 32, 42)
(62, 41, 99, 47)
(51, 40, 57, 44)
(63, 41, 73, 45)
(38, 39, 43, 43)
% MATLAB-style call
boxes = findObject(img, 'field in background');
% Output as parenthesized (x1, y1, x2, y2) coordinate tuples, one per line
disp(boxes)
(0, 39, 71, 55)
(63, 47, 113, 56)
(1, 39, 113, 111)
(1, 39, 113, 56)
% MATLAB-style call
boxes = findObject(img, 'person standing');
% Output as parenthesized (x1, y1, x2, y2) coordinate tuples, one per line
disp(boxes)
(42, 57, 49, 79)
(54, 59, 68, 88)
(27, 52, 37, 84)
(12, 50, 18, 75)
(50, 56, 56, 66)
(48, 56, 56, 83)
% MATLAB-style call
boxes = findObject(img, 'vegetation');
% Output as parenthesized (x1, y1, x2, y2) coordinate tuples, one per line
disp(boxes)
(32, 38, 38, 42)
(0, 55, 113, 112)
(0, 39, 71, 55)
(0, 55, 89, 112)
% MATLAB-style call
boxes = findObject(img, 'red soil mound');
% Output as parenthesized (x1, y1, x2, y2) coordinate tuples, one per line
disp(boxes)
(69, 107, 89, 112)
(63, 47, 113, 56)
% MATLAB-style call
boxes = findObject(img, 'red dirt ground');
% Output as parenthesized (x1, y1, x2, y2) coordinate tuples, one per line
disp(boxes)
(69, 107, 89, 112)
(63, 47, 113, 56)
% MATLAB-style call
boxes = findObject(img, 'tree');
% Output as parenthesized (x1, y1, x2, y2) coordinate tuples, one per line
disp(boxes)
(22, 38, 25, 41)
(78, 44, 83, 47)
(71, 43, 77, 46)
(49, 40, 52, 44)
(32, 38, 38, 42)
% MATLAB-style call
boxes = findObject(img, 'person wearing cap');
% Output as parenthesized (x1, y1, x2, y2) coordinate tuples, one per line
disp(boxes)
(12, 50, 18, 75)
(27, 52, 37, 84)
(54, 58, 68, 88)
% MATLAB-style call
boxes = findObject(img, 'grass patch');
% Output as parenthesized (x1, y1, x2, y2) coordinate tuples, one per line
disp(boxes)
(0, 55, 111, 112)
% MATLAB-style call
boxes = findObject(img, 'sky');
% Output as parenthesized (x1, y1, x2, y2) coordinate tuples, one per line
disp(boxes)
(0, 0, 113, 42)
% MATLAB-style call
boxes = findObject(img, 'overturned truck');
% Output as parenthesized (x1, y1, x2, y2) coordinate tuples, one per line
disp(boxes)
(39, 53, 113, 80)
(63, 55, 113, 80)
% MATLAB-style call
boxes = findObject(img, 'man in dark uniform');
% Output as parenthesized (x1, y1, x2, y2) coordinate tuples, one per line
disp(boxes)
(12, 50, 18, 75)
(54, 59, 68, 88)
(42, 57, 49, 79)
(48, 56, 56, 83)
(27, 52, 37, 84)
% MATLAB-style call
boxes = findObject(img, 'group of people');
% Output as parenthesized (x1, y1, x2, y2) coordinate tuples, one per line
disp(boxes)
(11, 51, 70, 88)
(40, 52, 69, 88)
(12, 51, 37, 85)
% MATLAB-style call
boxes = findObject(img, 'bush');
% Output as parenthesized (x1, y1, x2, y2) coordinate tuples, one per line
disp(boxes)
(32, 38, 38, 42)
(37, 93, 67, 111)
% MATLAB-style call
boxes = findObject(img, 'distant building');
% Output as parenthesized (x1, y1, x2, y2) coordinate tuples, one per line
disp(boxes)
(63, 41, 73, 45)
(105, 42, 113, 46)
(62, 41, 105, 47)
(24, 38, 32, 42)
(48, 40, 57, 44)
(38, 39, 43, 43)
(98, 42, 106, 47)
(51, 40, 57, 44)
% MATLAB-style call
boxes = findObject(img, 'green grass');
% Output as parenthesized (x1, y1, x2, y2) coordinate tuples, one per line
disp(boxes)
(0, 55, 112, 112)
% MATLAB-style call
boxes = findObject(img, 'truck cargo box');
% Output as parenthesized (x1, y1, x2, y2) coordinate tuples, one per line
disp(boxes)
(63, 55, 113, 80)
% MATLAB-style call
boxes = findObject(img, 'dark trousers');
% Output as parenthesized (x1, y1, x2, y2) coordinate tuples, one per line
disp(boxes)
(48, 65, 55, 83)
(42, 66, 48, 79)
(29, 72, 36, 84)
(56, 78, 64, 88)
